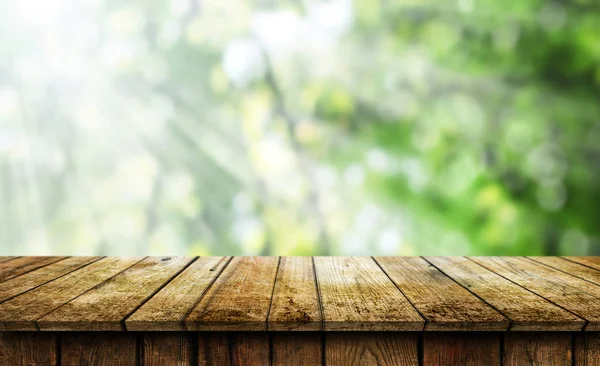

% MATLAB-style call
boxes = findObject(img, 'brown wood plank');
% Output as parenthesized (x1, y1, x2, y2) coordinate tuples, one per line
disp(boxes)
(272, 333, 322, 366)
(0, 256, 67, 283)
(0, 257, 17, 264)
(426, 256, 584, 331)
(268, 257, 322, 331)
(470, 256, 600, 331)
(143, 333, 192, 365)
(325, 332, 418, 366)
(423, 333, 500, 365)
(0, 256, 144, 331)
(0, 256, 102, 303)
(314, 257, 423, 331)
(126, 256, 230, 331)
(61, 333, 137, 366)
(38, 256, 193, 331)
(198, 332, 269, 366)
(575, 333, 600, 366)
(0, 332, 57, 365)
(504, 333, 572, 365)
(529, 256, 600, 286)
(375, 257, 508, 331)
(186, 256, 279, 331)
(564, 257, 600, 272)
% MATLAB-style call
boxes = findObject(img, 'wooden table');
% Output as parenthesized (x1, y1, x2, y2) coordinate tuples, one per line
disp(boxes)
(0, 256, 599, 365)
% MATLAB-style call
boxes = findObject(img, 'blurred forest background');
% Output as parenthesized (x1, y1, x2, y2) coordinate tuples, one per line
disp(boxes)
(1, 0, 599, 256)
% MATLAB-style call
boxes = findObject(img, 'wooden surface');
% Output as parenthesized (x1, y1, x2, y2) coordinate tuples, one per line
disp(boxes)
(0, 256, 144, 331)
(0, 332, 57, 366)
(376, 257, 508, 331)
(198, 332, 270, 366)
(143, 333, 193, 365)
(1, 332, 599, 365)
(126, 256, 230, 331)
(325, 332, 418, 366)
(529, 256, 600, 286)
(186, 256, 279, 331)
(0, 256, 100, 303)
(61, 333, 137, 365)
(564, 256, 600, 271)
(426, 256, 584, 331)
(272, 333, 322, 366)
(575, 333, 600, 366)
(0, 257, 17, 264)
(314, 257, 423, 331)
(471, 256, 600, 331)
(423, 333, 501, 365)
(268, 257, 321, 331)
(503, 333, 572, 365)
(0, 256, 66, 283)
(0, 256, 599, 332)
(38, 256, 192, 331)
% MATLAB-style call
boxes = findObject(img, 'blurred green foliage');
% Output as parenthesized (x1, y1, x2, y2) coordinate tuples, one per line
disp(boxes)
(0, 0, 599, 256)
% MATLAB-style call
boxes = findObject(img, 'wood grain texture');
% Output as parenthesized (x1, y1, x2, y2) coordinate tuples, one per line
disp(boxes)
(272, 333, 322, 366)
(426, 256, 584, 331)
(268, 257, 322, 331)
(575, 333, 600, 366)
(143, 333, 192, 366)
(0, 256, 144, 331)
(529, 256, 600, 286)
(326, 332, 418, 366)
(126, 256, 229, 331)
(61, 333, 137, 366)
(186, 257, 279, 331)
(423, 333, 501, 366)
(0, 256, 67, 283)
(0, 256, 101, 303)
(470, 256, 600, 331)
(0, 257, 17, 264)
(563, 257, 600, 271)
(504, 333, 572, 366)
(376, 257, 508, 331)
(198, 332, 269, 366)
(0, 332, 56, 366)
(38, 256, 193, 331)
(314, 257, 423, 331)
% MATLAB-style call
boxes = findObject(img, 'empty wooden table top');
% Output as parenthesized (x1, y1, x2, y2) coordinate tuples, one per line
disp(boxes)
(0, 256, 597, 332)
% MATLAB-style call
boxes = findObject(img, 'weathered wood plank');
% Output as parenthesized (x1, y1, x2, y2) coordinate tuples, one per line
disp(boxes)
(326, 332, 418, 366)
(0, 256, 67, 283)
(198, 332, 269, 366)
(529, 256, 600, 286)
(0, 332, 57, 365)
(376, 257, 508, 331)
(0, 257, 17, 265)
(0, 256, 101, 303)
(426, 256, 584, 331)
(143, 333, 193, 366)
(423, 333, 501, 365)
(575, 333, 600, 366)
(38, 256, 193, 331)
(61, 333, 137, 365)
(470, 257, 600, 331)
(563, 257, 600, 272)
(186, 257, 279, 331)
(504, 333, 572, 365)
(272, 333, 322, 366)
(126, 256, 230, 331)
(268, 257, 322, 331)
(0, 256, 144, 331)
(314, 257, 423, 331)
